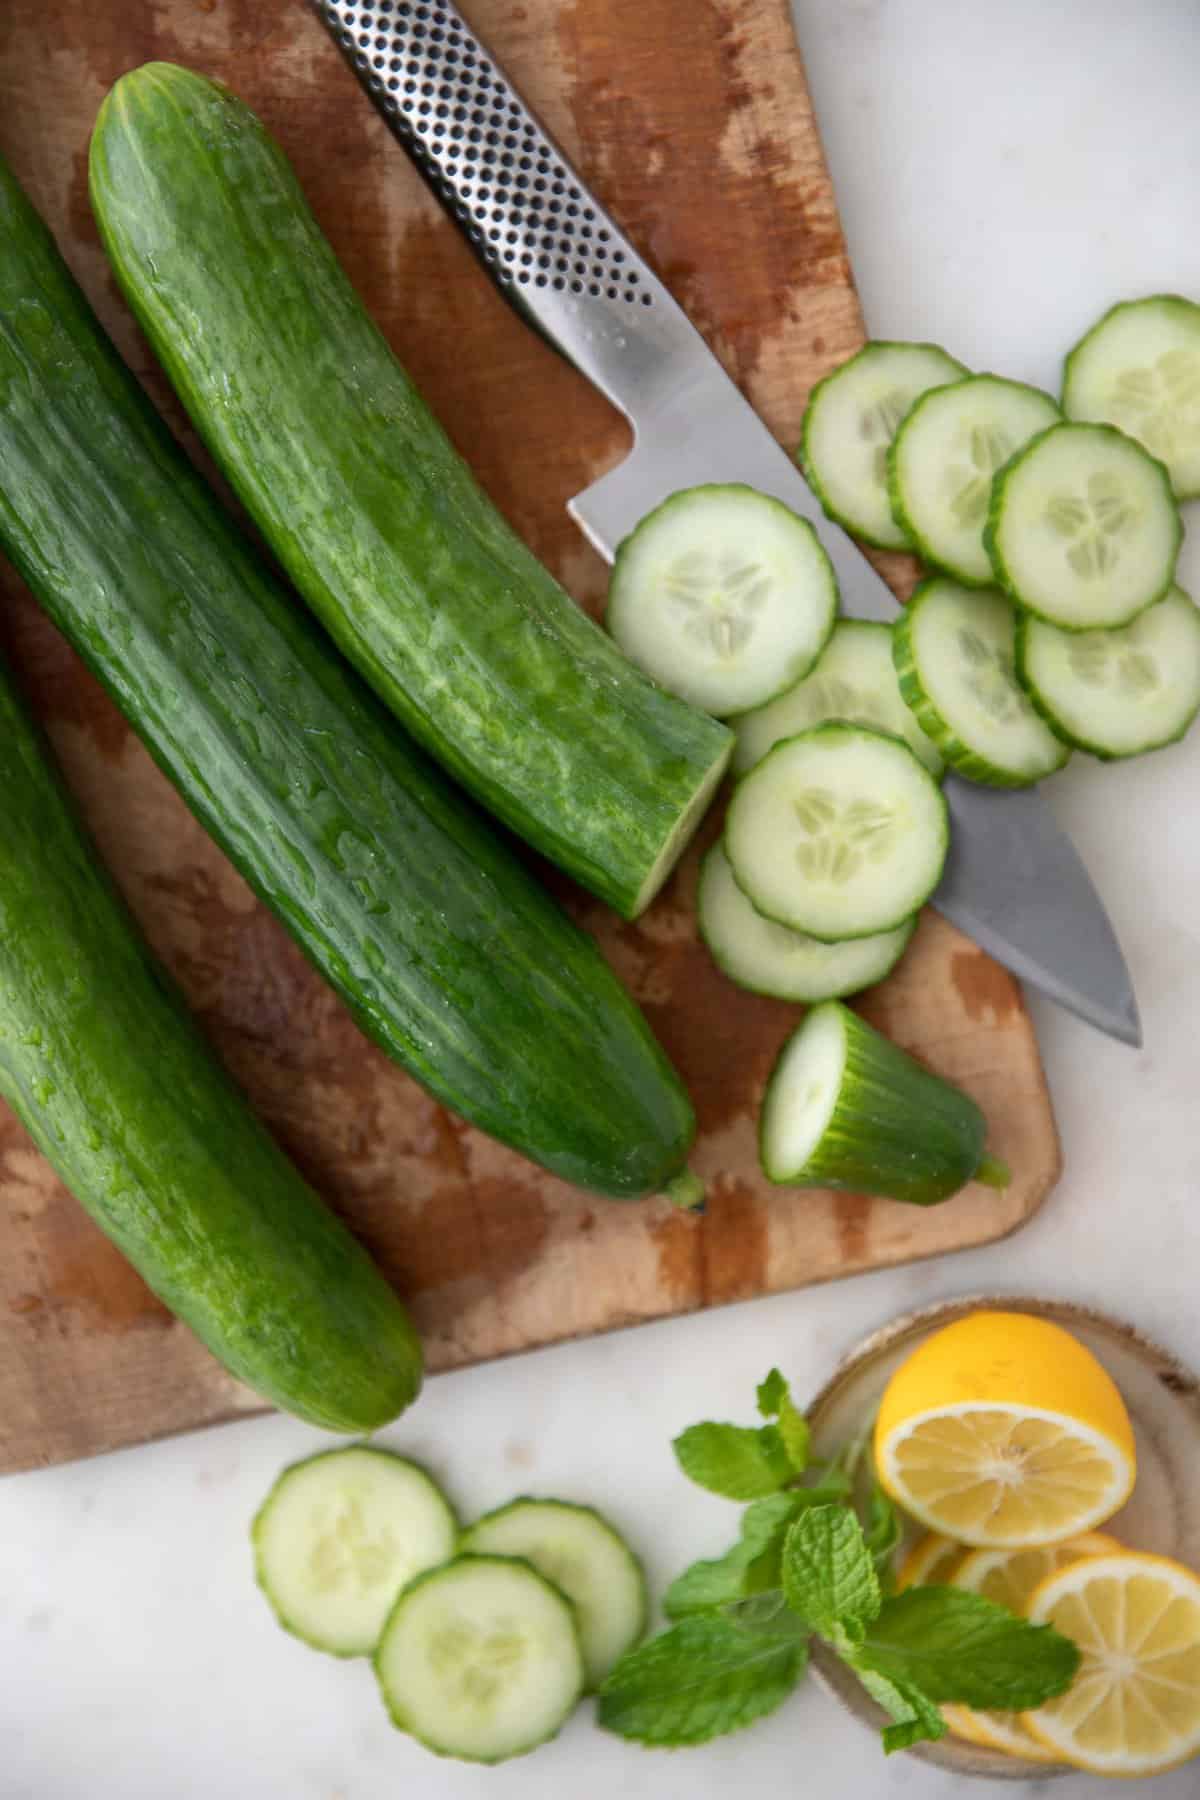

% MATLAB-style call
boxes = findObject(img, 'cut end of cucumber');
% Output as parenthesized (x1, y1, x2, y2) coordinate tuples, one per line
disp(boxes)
(627, 729, 733, 917)
(374, 1553, 585, 1762)
(760, 1003, 848, 1181)
(252, 1447, 458, 1658)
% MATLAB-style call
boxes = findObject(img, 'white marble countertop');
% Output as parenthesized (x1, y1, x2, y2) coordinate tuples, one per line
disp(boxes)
(5, 1, 1200, 1795)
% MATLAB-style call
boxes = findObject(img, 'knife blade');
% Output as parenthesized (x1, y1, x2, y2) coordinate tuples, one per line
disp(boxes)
(312, 0, 1140, 1046)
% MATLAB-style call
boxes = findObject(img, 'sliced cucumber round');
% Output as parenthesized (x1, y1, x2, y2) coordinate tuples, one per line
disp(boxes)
(374, 1553, 585, 1763)
(894, 577, 1070, 787)
(800, 341, 969, 549)
(724, 724, 948, 941)
(732, 618, 943, 778)
(1017, 583, 1200, 760)
(985, 421, 1180, 629)
(252, 1446, 458, 1657)
(605, 484, 837, 716)
(888, 374, 1060, 585)
(698, 842, 915, 1001)
(460, 1498, 646, 1690)
(759, 1000, 1009, 1203)
(1063, 295, 1200, 499)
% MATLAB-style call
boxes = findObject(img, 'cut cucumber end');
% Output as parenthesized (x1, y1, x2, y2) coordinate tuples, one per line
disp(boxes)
(759, 1001, 849, 1181)
(374, 1553, 585, 1762)
(627, 728, 733, 917)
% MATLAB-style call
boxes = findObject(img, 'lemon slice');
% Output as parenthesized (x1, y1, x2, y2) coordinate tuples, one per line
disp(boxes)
(895, 1531, 963, 1592)
(874, 1311, 1136, 1547)
(942, 1531, 1123, 1758)
(1023, 1552, 1200, 1776)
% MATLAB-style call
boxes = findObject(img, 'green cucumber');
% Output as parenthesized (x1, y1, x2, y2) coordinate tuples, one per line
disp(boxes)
(759, 1002, 1009, 1205)
(89, 63, 733, 922)
(374, 1554, 586, 1762)
(460, 1498, 647, 1689)
(0, 650, 421, 1431)
(893, 578, 1070, 787)
(1062, 295, 1200, 499)
(0, 154, 693, 1200)
(253, 1447, 458, 1656)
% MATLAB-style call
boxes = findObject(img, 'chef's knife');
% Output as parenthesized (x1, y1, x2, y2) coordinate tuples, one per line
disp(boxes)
(312, 0, 1140, 1046)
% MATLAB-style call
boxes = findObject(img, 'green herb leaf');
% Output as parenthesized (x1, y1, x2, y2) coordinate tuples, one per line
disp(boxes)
(849, 1661, 948, 1753)
(722, 1590, 811, 1641)
(782, 1504, 882, 1642)
(754, 1369, 810, 1472)
(597, 1615, 808, 1747)
(673, 1421, 794, 1499)
(664, 1493, 805, 1618)
(857, 1587, 1081, 1709)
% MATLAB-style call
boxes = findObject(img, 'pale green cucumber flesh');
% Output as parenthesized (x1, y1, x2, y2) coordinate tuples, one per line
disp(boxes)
(724, 724, 949, 941)
(732, 618, 943, 779)
(253, 1448, 457, 1656)
(1062, 295, 1200, 499)
(894, 578, 1070, 787)
(0, 153, 693, 1200)
(1016, 584, 1200, 759)
(984, 421, 1180, 628)
(460, 1498, 647, 1689)
(374, 1554, 585, 1762)
(888, 374, 1060, 585)
(760, 1002, 1003, 1204)
(90, 64, 732, 921)
(606, 484, 837, 717)
(800, 341, 969, 549)
(698, 843, 916, 1002)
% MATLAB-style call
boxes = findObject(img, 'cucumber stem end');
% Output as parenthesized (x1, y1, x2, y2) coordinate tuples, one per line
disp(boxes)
(665, 1171, 706, 1213)
(975, 1153, 1011, 1190)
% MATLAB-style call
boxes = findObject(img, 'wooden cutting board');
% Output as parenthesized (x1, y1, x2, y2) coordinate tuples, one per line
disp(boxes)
(0, 0, 1060, 1474)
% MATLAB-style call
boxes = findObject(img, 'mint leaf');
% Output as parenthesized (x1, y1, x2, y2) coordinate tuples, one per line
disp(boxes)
(849, 1661, 947, 1753)
(858, 1587, 1080, 1709)
(755, 1369, 810, 1472)
(673, 1422, 794, 1499)
(664, 1492, 804, 1618)
(597, 1615, 807, 1747)
(782, 1504, 881, 1642)
(757, 1369, 788, 1416)
(862, 1480, 901, 1588)
(722, 1590, 811, 1641)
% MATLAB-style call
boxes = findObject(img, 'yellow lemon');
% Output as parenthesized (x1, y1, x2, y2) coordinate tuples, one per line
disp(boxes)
(874, 1311, 1135, 1548)
(895, 1531, 964, 1592)
(1023, 1551, 1200, 1776)
(941, 1531, 1122, 1758)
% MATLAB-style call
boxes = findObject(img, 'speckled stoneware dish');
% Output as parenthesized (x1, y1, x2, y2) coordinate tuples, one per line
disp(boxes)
(804, 1295, 1200, 1780)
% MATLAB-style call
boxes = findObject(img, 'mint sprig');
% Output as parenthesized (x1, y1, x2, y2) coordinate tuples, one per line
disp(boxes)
(600, 1372, 1082, 1757)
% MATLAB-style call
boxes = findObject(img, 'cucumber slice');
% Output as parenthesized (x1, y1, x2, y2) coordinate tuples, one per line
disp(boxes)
(985, 422, 1180, 628)
(724, 724, 948, 941)
(374, 1554, 585, 1762)
(252, 1447, 457, 1657)
(698, 843, 916, 1001)
(893, 577, 1070, 787)
(606, 484, 837, 716)
(1062, 295, 1200, 499)
(460, 1498, 646, 1689)
(800, 342, 969, 549)
(759, 1000, 1009, 1203)
(888, 375, 1060, 585)
(732, 619, 943, 778)
(1017, 584, 1200, 760)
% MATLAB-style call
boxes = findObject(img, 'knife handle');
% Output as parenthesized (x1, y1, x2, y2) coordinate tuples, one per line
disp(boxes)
(312, 0, 709, 419)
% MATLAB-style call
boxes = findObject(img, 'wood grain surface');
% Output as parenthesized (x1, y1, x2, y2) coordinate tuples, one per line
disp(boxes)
(0, 0, 1060, 1473)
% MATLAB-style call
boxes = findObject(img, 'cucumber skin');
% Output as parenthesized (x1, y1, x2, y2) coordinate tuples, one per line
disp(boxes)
(0, 155, 693, 1200)
(893, 580, 1071, 788)
(1062, 295, 1200, 500)
(0, 657, 422, 1432)
(252, 1447, 458, 1657)
(886, 375, 1061, 587)
(373, 1553, 586, 1762)
(799, 341, 969, 551)
(983, 421, 1181, 629)
(760, 1002, 990, 1205)
(89, 64, 733, 923)
(1013, 606, 1200, 762)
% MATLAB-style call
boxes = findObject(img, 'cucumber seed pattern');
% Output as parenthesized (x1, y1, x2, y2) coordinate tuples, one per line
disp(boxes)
(308, 1491, 401, 1597)
(946, 425, 1015, 526)
(663, 548, 770, 659)
(1067, 627, 1161, 698)
(792, 788, 899, 885)
(1106, 350, 1200, 467)
(957, 626, 1037, 724)
(802, 674, 887, 731)
(1044, 472, 1138, 579)
(428, 1619, 526, 1704)
(861, 387, 912, 488)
